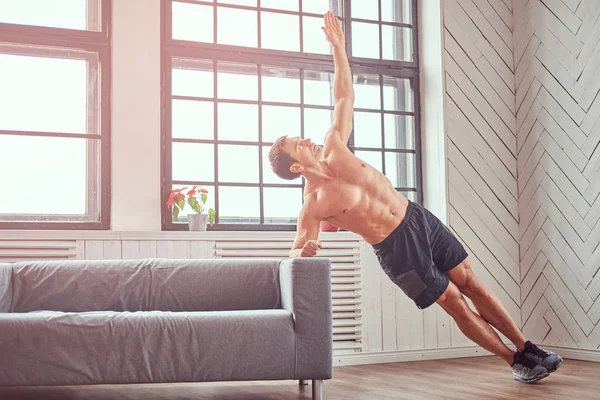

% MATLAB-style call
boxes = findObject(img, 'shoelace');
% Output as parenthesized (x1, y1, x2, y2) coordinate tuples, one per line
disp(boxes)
(527, 343, 550, 358)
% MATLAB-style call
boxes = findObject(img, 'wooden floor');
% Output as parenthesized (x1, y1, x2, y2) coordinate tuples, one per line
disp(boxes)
(1, 356, 599, 400)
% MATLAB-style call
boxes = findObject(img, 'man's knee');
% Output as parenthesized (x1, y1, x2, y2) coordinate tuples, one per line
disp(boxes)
(453, 261, 485, 298)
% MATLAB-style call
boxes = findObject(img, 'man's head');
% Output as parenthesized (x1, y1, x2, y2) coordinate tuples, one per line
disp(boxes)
(268, 135, 323, 180)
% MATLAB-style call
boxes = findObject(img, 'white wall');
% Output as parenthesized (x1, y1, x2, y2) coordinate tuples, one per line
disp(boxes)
(441, 0, 600, 355)
(111, 0, 162, 231)
(442, 0, 521, 335)
(513, 0, 600, 350)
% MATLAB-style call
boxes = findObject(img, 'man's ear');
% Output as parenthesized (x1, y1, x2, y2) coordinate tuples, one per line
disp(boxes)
(290, 163, 304, 174)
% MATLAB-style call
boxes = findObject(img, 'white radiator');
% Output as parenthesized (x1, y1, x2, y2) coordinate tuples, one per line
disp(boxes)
(214, 240, 363, 355)
(0, 240, 78, 262)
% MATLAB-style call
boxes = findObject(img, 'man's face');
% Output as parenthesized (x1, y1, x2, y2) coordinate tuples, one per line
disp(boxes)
(283, 136, 323, 172)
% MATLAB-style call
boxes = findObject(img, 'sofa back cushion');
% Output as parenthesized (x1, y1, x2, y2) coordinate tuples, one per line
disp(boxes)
(8, 258, 282, 312)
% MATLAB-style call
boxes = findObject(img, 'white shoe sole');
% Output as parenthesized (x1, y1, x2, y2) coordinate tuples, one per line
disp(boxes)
(513, 370, 550, 384)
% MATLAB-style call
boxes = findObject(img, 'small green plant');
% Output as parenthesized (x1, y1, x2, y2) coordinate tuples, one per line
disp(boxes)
(167, 186, 215, 227)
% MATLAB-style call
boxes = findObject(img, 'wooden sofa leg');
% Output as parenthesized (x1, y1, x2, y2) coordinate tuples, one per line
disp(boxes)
(299, 380, 309, 385)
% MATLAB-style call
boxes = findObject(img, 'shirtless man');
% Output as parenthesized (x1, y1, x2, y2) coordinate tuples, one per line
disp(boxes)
(268, 11, 562, 384)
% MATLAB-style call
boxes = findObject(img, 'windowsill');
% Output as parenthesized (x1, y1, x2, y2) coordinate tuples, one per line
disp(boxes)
(0, 229, 362, 242)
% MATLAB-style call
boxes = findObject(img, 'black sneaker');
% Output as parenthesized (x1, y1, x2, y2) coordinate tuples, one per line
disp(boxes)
(523, 340, 563, 372)
(511, 351, 549, 383)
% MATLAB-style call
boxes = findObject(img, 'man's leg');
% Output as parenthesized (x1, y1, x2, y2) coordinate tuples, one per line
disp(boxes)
(446, 258, 527, 351)
(436, 280, 515, 364)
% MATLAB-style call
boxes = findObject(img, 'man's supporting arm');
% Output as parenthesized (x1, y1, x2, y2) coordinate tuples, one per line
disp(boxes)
(290, 205, 321, 258)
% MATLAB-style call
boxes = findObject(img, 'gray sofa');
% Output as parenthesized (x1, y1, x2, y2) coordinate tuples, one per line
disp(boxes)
(0, 257, 332, 399)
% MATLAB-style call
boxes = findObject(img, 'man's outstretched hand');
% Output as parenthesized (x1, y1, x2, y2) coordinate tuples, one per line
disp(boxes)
(321, 11, 345, 49)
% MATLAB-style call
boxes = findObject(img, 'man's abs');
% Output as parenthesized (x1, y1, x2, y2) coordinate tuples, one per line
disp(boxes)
(313, 145, 411, 243)
(322, 182, 410, 244)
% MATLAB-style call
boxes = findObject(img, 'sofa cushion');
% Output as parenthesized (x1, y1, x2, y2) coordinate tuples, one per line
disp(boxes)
(0, 264, 11, 313)
(0, 309, 296, 385)
(9, 258, 282, 312)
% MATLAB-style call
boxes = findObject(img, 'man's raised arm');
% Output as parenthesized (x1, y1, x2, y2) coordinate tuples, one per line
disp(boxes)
(322, 11, 354, 145)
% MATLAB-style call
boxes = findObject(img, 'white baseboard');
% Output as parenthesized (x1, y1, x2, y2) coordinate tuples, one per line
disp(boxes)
(542, 345, 600, 362)
(334, 344, 600, 367)
(333, 345, 496, 367)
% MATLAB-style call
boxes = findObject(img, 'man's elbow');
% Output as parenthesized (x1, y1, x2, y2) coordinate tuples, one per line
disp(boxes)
(344, 89, 355, 102)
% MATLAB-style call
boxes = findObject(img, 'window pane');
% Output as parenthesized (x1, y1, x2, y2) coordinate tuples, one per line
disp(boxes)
(172, 2, 213, 43)
(218, 7, 257, 47)
(218, 186, 260, 223)
(218, 103, 258, 141)
(172, 143, 215, 182)
(0, 135, 90, 214)
(262, 106, 301, 143)
(352, 22, 379, 59)
(399, 190, 417, 202)
(262, 146, 300, 184)
(302, 0, 341, 15)
(384, 114, 415, 150)
(350, 0, 378, 20)
(353, 74, 381, 110)
(382, 25, 412, 61)
(304, 108, 333, 145)
(353, 112, 382, 148)
(0, 52, 90, 134)
(261, 12, 300, 52)
(382, 0, 411, 24)
(262, 67, 300, 104)
(170, 184, 215, 221)
(219, 145, 259, 182)
(262, 0, 298, 11)
(385, 152, 416, 187)
(264, 188, 302, 223)
(217, 62, 258, 100)
(219, 104, 256, 139)
(304, 71, 334, 106)
(221, 0, 256, 5)
(0, 0, 100, 31)
(354, 150, 382, 173)
(172, 100, 214, 140)
(172, 60, 214, 98)
(383, 77, 413, 112)
(303, 16, 331, 54)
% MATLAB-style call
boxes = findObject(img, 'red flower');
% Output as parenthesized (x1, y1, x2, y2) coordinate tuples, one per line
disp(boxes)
(166, 188, 186, 207)
(199, 188, 208, 194)
(187, 185, 198, 198)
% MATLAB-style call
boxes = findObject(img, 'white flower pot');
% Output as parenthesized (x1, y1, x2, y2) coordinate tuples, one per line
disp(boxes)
(188, 214, 207, 231)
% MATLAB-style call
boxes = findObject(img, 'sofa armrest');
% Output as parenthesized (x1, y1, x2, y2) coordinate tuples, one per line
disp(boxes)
(279, 258, 332, 380)
(0, 264, 12, 313)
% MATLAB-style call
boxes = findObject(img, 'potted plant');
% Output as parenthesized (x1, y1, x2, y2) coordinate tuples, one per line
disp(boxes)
(167, 186, 216, 231)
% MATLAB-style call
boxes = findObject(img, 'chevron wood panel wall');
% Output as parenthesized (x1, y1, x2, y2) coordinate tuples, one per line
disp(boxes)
(443, 0, 521, 345)
(515, 0, 600, 349)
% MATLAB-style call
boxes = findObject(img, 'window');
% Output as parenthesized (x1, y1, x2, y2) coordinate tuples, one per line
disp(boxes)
(0, 1, 111, 229)
(163, 0, 421, 230)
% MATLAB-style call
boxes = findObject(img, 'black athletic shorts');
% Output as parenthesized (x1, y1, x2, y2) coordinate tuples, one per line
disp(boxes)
(372, 201, 468, 309)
